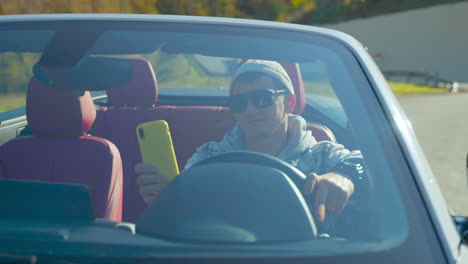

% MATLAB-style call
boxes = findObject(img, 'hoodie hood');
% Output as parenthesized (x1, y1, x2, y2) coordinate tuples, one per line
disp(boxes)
(279, 115, 317, 160)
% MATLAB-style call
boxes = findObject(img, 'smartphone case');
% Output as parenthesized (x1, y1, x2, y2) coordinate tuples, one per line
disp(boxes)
(136, 120, 180, 181)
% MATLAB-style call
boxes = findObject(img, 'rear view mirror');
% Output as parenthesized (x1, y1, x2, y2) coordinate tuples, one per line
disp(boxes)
(33, 56, 134, 91)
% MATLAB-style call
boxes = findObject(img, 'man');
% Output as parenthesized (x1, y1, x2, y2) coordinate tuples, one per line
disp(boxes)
(136, 59, 365, 227)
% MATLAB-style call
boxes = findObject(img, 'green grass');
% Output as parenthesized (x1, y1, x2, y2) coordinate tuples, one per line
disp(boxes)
(388, 82, 448, 95)
(0, 94, 26, 113)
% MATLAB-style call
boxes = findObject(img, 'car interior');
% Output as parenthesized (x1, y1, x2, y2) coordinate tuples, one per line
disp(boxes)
(0, 52, 340, 226)
(0, 52, 348, 246)
(0, 21, 387, 251)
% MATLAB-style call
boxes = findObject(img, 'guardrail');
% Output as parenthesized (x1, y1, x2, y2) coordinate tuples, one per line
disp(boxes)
(383, 70, 451, 87)
(382, 70, 466, 93)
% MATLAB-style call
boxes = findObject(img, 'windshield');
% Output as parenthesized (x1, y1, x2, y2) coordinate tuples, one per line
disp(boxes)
(0, 18, 444, 263)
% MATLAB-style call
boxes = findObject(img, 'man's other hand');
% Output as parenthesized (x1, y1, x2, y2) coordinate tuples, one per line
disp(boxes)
(303, 172, 354, 222)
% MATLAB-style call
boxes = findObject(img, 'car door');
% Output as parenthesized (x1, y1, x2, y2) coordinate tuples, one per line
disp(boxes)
(0, 107, 27, 146)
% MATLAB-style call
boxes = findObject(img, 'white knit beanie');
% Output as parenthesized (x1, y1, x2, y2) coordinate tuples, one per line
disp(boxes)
(232, 59, 294, 94)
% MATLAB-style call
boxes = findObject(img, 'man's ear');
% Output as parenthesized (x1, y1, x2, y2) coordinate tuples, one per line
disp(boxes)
(285, 94, 296, 113)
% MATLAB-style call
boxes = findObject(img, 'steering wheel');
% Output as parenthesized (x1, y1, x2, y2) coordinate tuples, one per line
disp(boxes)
(193, 151, 308, 189)
(137, 151, 317, 242)
(193, 151, 377, 241)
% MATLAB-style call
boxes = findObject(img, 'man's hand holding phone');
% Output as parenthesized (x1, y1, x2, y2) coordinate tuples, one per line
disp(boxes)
(135, 163, 169, 205)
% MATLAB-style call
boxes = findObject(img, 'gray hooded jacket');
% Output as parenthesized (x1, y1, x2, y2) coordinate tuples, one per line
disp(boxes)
(185, 114, 363, 179)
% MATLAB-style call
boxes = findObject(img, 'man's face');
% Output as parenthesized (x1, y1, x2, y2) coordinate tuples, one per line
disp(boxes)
(230, 75, 287, 139)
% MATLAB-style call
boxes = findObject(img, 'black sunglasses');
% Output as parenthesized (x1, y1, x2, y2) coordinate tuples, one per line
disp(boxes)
(228, 89, 288, 113)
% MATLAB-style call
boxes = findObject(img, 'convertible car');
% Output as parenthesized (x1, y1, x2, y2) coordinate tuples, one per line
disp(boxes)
(0, 14, 466, 264)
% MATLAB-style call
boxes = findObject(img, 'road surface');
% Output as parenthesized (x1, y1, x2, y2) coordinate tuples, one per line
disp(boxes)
(398, 93, 468, 216)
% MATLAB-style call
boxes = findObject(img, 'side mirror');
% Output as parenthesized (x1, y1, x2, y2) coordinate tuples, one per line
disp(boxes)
(454, 216, 468, 244)
(455, 153, 468, 244)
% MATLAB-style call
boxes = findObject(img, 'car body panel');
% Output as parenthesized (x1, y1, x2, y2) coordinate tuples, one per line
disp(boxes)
(0, 100, 28, 145)
(348, 39, 460, 260)
(0, 13, 463, 263)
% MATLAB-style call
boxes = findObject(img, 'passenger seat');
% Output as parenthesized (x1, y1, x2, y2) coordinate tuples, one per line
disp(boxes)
(0, 78, 123, 222)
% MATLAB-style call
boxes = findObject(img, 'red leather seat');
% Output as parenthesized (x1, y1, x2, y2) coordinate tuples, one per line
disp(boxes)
(279, 62, 336, 142)
(94, 58, 165, 222)
(0, 78, 123, 222)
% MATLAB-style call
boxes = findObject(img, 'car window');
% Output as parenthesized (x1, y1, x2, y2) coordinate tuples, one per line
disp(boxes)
(0, 52, 41, 114)
(302, 61, 337, 98)
(0, 30, 53, 115)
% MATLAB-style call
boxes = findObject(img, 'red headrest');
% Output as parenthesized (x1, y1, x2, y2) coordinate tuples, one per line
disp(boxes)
(106, 58, 158, 107)
(280, 62, 305, 115)
(237, 60, 305, 115)
(26, 78, 96, 137)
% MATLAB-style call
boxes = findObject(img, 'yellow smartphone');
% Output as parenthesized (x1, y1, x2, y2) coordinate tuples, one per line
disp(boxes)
(136, 120, 180, 181)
